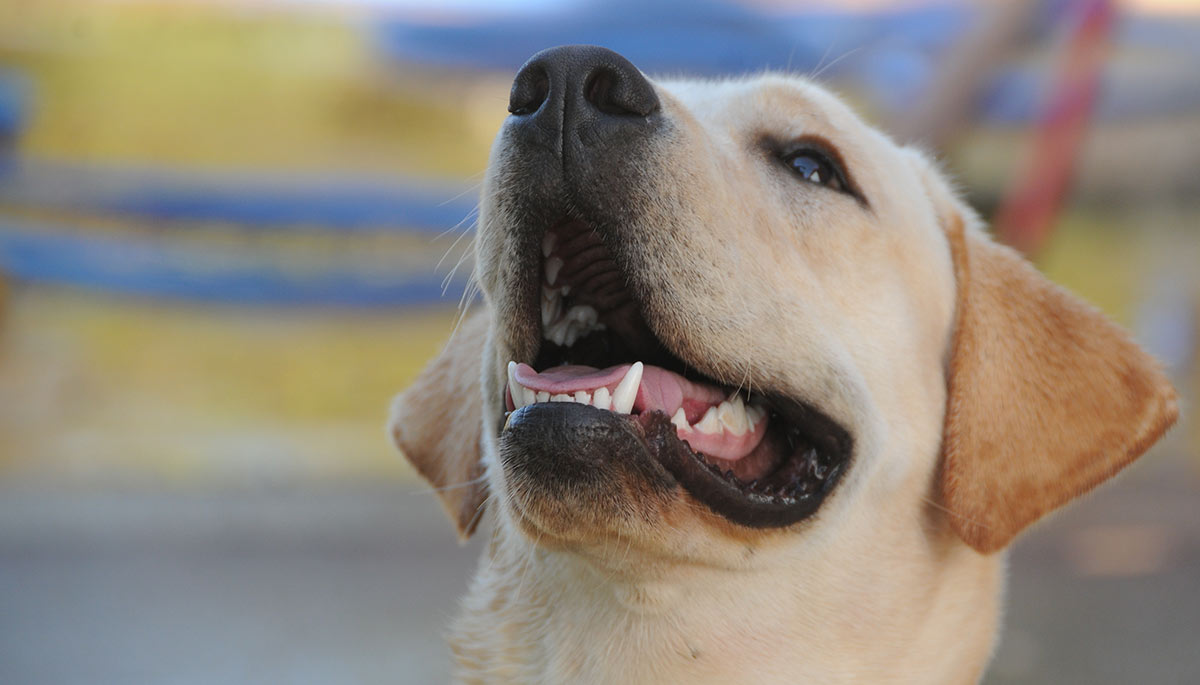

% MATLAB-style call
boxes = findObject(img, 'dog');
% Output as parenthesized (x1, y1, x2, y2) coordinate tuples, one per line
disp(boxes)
(390, 46, 1177, 683)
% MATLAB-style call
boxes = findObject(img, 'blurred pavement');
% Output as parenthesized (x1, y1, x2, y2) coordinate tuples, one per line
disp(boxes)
(1, 449, 1196, 684)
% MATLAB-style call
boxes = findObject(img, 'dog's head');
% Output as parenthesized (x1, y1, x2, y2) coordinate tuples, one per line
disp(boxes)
(392, 46, 1176, 566)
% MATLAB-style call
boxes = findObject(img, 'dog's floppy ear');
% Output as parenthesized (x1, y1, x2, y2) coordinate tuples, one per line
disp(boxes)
(910, 152, 1178, 554)
(389, 309, 490, 540)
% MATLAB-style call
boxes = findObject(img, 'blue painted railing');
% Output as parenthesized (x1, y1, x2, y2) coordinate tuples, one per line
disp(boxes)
(0, 217, 471, 307)
(0, 160, 478, 234)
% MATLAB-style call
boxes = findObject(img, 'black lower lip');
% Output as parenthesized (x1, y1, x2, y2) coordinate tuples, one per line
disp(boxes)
(501, 402, 850, 530)
(499, 402, 676, 498)
(643, 410, 848, 529)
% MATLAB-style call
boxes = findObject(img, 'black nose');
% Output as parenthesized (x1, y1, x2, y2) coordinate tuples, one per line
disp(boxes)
(508, 45, 659, 152)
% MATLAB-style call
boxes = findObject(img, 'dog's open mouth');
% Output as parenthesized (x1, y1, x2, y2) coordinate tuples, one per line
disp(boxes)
(501, 219, 851, 528)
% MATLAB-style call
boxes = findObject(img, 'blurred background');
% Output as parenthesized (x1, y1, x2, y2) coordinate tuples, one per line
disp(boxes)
(0, 0, 1196, 682)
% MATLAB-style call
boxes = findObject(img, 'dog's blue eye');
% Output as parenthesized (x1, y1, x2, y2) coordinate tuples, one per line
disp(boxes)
(782, 151, 844, 192)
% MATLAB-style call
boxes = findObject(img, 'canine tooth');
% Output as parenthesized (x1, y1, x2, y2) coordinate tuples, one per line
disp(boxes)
(503, 411, 514, 430)
(506, 362, 524, 408)
(694, 406, 721, 434)
(551, 393, 571, 402)
(545, 256, 564, 285)
(508, 364, 535, 409)
(574, 390, 591, 404)
(536, 391, 549, 403)
(593, 386, 611, 411)
(718, 397, 748, 435)
(611, 362, 642, 414)
(541, 232, 557, 257)
(670, 407, 689, 431)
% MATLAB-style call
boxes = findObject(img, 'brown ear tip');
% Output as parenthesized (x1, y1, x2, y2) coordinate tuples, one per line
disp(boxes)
(938, 219, 1182, 557)
(950, 380, 1180, 557)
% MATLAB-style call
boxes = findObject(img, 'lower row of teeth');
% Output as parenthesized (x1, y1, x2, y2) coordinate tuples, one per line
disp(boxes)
(506, 361, 766, 437)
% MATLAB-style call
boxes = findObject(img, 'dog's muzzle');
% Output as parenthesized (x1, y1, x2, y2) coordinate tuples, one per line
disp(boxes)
(486, 47, 852, 533)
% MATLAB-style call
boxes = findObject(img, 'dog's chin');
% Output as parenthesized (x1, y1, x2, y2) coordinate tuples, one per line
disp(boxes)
(495, 219, 853, 540)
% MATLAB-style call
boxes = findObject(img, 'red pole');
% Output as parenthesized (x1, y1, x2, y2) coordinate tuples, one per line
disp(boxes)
(993, 0, 1115, 256)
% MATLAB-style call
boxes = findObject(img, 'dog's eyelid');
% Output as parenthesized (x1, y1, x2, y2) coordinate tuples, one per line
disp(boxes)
(762, 134, 868, 206)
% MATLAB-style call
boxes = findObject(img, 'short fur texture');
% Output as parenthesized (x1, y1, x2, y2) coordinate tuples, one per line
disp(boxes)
(390, 72, 1177, 683)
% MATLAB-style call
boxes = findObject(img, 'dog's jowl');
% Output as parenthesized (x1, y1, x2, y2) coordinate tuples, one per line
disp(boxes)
(390, 46, 1177, 684)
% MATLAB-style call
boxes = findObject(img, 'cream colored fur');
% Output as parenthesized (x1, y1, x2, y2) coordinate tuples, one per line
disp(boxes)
(391, 74, 1176, 683)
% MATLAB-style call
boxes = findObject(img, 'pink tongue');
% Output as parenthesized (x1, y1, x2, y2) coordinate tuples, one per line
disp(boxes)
(512, 363, 766, 462)
(513, 363, 726, 420)
(514, 363, 628, 394)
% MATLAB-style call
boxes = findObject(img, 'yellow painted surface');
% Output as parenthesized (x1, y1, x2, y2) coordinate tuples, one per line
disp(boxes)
(0, 0, 508, 176)
(0, 286, 465, 483)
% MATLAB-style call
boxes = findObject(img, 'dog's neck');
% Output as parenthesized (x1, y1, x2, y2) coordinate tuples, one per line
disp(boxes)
(447, 511, 1003, 684)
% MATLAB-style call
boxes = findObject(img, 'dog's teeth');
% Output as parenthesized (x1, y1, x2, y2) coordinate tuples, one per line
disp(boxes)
(536, 391, 549, 403)
(541, 291, 562, 326)
(561, 321, 580, 347)
(543, 304, 604, 346)
(611, 362, 642, 414)
(593, 386, 612, 411)
(551, 393, 571, 402)
(717, 396, 748, 435)
(670, 407, 689, 431)
(545, 256, 564, 285)
(574, 390, 592, 404)
(568, 305, 596, 324)
(694, 406, 721, 434)
(541, 232, 557, 258)
(745, 404, 766, 427)
(506, 362, 525, 409)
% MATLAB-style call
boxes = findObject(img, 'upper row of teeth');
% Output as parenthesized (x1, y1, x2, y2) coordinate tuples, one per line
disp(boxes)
(542, 292, 602, 347)
(541, 232, 605, 347)
(505, 361, 766, 437)
(508, 361, 642, 415)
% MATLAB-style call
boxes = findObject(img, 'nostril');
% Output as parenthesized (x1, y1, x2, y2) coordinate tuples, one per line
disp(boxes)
(584, 70, 618, 114)
(509, 67, 549, 116)
(583, 65, 658, 117)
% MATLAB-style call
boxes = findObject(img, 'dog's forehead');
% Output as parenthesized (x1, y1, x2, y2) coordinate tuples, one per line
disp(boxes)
(658, 75, 872, 139)
(656, 75, 908, 197)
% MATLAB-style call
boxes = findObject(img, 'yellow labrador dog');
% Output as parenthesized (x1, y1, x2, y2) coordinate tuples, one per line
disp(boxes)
(391, 46, 1177, 683)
